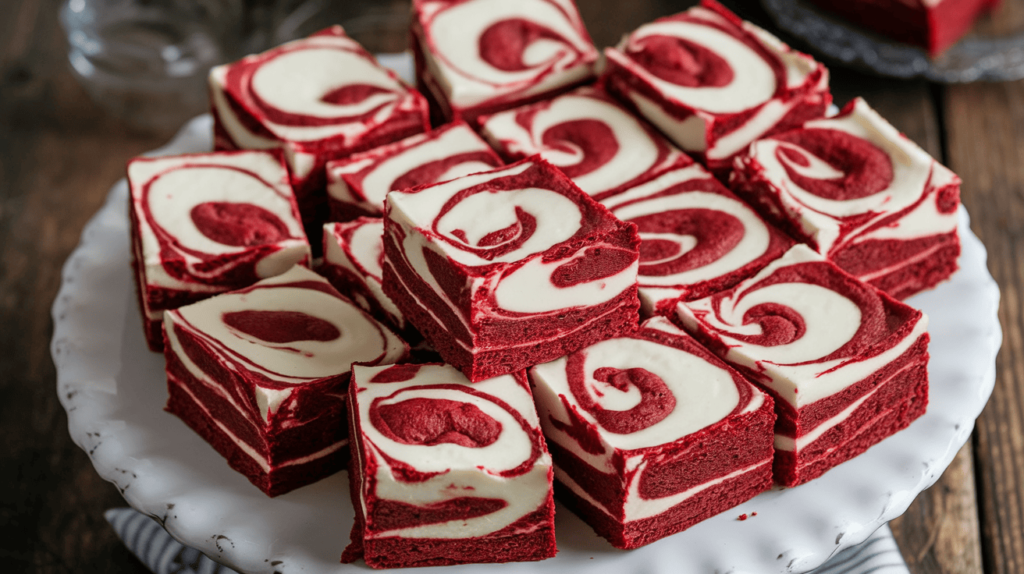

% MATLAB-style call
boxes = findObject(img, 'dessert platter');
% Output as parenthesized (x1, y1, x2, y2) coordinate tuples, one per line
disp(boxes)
(761, 0, 1024, 82)
(54, 2, 1001, 572)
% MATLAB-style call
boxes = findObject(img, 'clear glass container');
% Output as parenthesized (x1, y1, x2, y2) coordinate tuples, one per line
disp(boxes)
(59, 0, 410, 132)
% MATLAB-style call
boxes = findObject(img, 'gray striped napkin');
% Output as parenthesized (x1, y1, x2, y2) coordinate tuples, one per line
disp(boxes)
(105, 507, 909, 573)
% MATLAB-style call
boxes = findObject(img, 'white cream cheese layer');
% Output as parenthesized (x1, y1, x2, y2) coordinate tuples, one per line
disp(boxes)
(742, 98, 958, 255)
(417, 0, 597, 109)
(128, 152, 309, 292)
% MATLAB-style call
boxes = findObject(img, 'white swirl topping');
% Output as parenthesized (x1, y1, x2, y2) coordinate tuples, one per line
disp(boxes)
(741, 97, 958, 254)
(621, 19, 776, 113)
(677, 245, 929, 408)
(129, 151, 309, 292)
(388, 162, 583, 268)
(417, 0, 597, 108)
(532, 327, 740, 451)
(169, 266, 405, 384)
(328, 123, 499, 214)
(480, 89, 672, 195)
(602, 164, 771, 287)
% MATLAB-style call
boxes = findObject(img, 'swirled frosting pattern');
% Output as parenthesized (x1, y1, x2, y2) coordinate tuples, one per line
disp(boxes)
(211, 27, 428, 147)
(386, 158, 639, 319)
(601, 0, 830, 170)
(166, 265, 407, 389)
(163, 266, 408, 495)
(327, 122, 503, 218)
(677, 244, 928, 409)
(350, 364, 552, 540)
(730, 97, 960, 296)
(128, 151, 310, 302)
(530, 317, 771, 525)
(413, 0, 599, 119)
(479, 87, 691, 199)
(600, 163, 792, 312)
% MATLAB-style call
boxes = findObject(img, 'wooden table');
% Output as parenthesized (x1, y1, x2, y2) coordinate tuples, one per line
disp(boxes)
(1, 0, 1020, 571)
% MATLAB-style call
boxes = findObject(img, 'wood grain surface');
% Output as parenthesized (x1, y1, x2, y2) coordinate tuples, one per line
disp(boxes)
(0, 0, 1018, 572)
(946, 77, 1024, 574)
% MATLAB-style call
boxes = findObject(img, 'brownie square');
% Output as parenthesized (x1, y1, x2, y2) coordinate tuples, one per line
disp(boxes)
(209, 26, 430, 231)
(805, 0, 998, 56)
(163, 265, 408, 496)
(127, 150, 310, 351)
(382, 157, 641, 381)
(729, 97, 961, 300)
(325, 121, 502, 221)
(343, 363, 556, 568)
(478, 86, 693, 200)
(599, 162, 794, 315)
(411, 0, 599, 123)
(601, 0, 831, 175)
(529, 316, 775, 549)
(676, 245, 930, 486)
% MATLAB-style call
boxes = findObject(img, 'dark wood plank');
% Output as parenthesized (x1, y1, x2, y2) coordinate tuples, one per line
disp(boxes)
(827, 68, 986, 574)
(945, 76, 1024, 574)
(0, 0, 167, 572)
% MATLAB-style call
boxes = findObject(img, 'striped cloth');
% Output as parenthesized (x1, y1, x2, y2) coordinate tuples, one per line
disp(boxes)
(105, 508, 910, 573)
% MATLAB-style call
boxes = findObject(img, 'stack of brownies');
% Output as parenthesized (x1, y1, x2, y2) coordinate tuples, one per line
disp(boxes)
(126, 0, 958, 568)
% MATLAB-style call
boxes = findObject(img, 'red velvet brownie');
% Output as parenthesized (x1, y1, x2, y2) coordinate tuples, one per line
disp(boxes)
(128, 150, 311, 352)
(529, 316, 774, 549)
(382, 158, 641, 382)
(806, 0, 999, 56)
(730, 97, 961, 300)
(163, 265, 409, 496)
(325, 121, 502, 221)
(477, 86, 693, 200)
(601, 0, 831, 175)
(343, 363, 556, 568)
(599, 163, 794, 315)
(321, 218, 411, 340)
(675, 245, 930, 487)
(411, 0, 600, 123)
(209, 26, 430, 230)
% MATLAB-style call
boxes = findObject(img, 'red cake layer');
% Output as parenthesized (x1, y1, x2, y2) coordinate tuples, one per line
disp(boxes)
(601, 0, 830, 175)
(529, 317, 775, 548)
(343, 364, 557, 568)
(805, 0, 999, 55)
(554, 459, 770, 549)
(382, 158, 641, 382)
(832, 233, 961, 301)
(162, 266, 408, 496)
(165, 358, 348, 497)
(677, 245, 930, 486)
(729, 98, 961, 300)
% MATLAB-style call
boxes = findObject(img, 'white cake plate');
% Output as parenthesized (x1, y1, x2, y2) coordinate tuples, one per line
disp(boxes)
(52, 112, 1000, 573)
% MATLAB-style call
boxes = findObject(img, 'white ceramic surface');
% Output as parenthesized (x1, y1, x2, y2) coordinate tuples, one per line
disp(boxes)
(52, 114, 1001, 574)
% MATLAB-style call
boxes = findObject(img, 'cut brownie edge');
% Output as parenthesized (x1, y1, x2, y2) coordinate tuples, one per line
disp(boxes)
(166, 375, 348, 497)
(840, 234, 962, 300)
(384, 259, 639, 381)
(772, 339, 929, 487)
(554, 459, 772, 549)
(774, 386, 927, 487)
